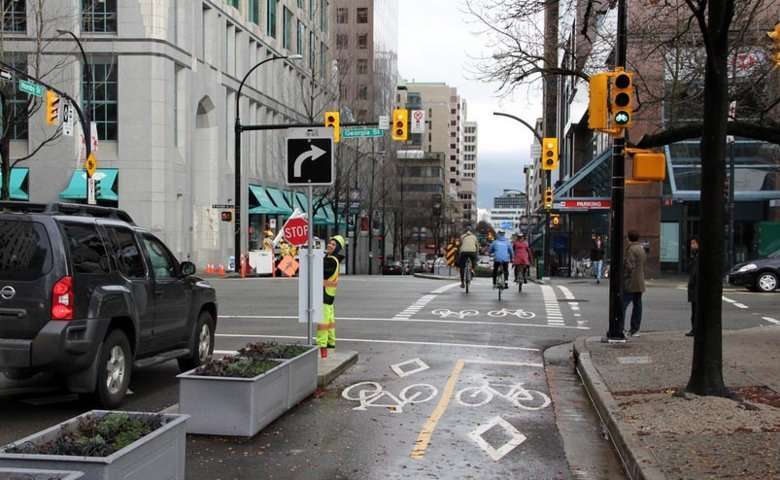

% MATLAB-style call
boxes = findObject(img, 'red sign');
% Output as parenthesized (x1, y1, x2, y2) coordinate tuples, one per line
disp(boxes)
(556, 200, 611, 210)
(283, 217, 309, 246)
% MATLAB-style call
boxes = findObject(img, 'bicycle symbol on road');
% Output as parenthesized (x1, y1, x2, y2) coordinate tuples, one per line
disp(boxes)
(341, 382, 439, 413)
(487, 309, 536, 320)
(456, 382, 550, 410)
(431, 308, 479, 319)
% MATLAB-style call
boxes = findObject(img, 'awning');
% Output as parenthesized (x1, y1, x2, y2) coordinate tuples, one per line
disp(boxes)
(248, 185, 289, 215)
(264, 187, 294, 216)
(291, 192, 332, 224)
(60, 168, 118, 202)
(0, 167, 29, 201)
(554, 149, 611, 199)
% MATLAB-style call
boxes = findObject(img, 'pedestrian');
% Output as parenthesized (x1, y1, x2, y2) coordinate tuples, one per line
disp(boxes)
(686, 236, 699, 337)
(318, 235, 345, 358)
(512, 233, 533, 284)
(623, 230, 647, 337)
(489, 230, 514, 288)
(591, 235, 605, 284)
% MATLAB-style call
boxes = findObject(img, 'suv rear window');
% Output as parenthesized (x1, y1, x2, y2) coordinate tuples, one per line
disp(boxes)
(0, 220, 53, 281)
(61, 222, 111, 274)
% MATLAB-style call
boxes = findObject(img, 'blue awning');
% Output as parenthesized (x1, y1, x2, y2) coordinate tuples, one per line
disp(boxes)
(264, 187, 294, 216)
(0, 167, 29, 201)
(248, 185, 289, 215)
(60, 168, 118, 201)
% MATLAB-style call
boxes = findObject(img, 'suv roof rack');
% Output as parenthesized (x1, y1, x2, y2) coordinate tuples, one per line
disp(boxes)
(0, 201, 135, 225)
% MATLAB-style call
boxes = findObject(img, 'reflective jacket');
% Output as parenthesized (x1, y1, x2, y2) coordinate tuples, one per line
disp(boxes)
(323, 256, 340, 305)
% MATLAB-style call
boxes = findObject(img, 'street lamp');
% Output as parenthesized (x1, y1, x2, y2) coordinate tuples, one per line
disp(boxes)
(57, 29, 93, 203)
(234, 54, 302, 273)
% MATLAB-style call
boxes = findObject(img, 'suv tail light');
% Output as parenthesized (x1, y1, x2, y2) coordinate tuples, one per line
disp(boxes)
(51, 276, 74, 320)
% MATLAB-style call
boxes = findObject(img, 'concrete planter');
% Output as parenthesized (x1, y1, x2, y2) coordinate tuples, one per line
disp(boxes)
(0, 411, 188, 480)
(178, 360, 289, 437)
(277, 346, 318, 409)
(0, 468, 84, 480)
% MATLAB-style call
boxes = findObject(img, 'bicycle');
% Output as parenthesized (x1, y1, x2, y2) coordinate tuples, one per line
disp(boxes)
(341, 381, 439, 413)
(513, 264, 530, 292)
(463, 257, 474, 294)
(456, 382, 551, 411)
(493, 261, 509, 301)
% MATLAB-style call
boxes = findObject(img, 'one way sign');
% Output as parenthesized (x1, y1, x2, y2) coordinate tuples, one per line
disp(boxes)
(286, 127, 334, 186)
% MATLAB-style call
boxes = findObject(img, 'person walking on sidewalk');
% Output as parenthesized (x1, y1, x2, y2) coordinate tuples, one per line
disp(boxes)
(591, 235, 605, 284)
(458, 227, 480, 288)
(623, 230, 647, 337)
(512, 233, 533, 284)
(686, 237, 699, 337)
(318, 235, 345, 358)
(490, 230, 514, 288)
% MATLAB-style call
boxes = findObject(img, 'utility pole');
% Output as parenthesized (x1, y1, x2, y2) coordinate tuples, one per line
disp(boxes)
(542, 0, 559, 277)
(368, 138, 376, 274)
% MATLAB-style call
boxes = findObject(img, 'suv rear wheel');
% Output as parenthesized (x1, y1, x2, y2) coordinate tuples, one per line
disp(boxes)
(178, 311, 215, 372)
(94, 329, 132, 409)
(756, 272, 778, 292)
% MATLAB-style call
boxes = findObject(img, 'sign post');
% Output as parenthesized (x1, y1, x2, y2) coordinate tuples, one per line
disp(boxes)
(286, 127, 334, 345)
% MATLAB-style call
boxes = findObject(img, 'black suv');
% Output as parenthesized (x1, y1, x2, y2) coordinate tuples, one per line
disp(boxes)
(0, 202, 217, 408)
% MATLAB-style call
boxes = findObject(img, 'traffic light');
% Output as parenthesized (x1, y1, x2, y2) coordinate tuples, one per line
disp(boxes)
(627, 148, 666, 182)
(588, 72, 609, 130)
(550, 214, 561, 228)
(221, 211, 233, 222)
(45, 89, 60, 126)
(544, 187, 553, 209)
(324, 111, 340, 143)
(391, 108, 408, 141)
(541, 137, 558, 171)
(94, 179, 102, 199)
(609, 69, 634, 128)
(768, 23, 780, 67)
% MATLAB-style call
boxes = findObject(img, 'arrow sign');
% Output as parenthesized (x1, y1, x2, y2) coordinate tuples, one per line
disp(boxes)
(293, 144, 327, 177)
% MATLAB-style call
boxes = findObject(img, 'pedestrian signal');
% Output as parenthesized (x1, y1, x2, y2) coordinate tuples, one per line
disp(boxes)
(542, 138, 558, 171)
(609, 69, 634, 129)
(551, 214, 561, 228)
(221, 211, 233, 222)
(544, 187, 553, 209)
(45, 90, 60, 126)
(627, 148, 666, 182)
(392, 108, 408, 141)
(324, 111, 340, 143)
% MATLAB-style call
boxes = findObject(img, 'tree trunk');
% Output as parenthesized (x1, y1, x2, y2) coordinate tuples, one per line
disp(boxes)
(686, 1, 734, 397)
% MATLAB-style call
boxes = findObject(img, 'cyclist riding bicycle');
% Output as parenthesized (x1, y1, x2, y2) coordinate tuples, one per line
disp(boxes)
(458, 226, 480, 289)
(489, 230, 514, 288)
(512, 232, 533, 284)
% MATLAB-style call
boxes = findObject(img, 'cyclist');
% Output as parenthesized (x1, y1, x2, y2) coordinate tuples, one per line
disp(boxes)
(512, 232, 533, 284)
(458, 226, 480, 288)
(489, 230, 514, 288)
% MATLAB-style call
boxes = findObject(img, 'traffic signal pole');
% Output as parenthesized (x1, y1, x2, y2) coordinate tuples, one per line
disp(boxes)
(606, 0, 628, 341)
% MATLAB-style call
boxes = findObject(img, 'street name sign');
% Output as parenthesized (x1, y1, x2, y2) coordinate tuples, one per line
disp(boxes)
(18, 79, 44, 97)
(342, 127, 383, 139)
(286, 127, 334, 186)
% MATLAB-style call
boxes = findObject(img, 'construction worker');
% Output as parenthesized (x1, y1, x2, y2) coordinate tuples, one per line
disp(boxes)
(318, 235, 345, 358)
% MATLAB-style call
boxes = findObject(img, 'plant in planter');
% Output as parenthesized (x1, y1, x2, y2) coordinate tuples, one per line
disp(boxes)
(178, 342, 317, 437)
(0, 411, 188, 480)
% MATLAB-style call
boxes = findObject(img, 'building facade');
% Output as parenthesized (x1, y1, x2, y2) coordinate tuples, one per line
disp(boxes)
(4, 0, 335, 268)
(460, 121, 478, 224)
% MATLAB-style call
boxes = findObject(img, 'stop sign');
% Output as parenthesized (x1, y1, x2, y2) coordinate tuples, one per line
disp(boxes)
(283, 217, 309, 246)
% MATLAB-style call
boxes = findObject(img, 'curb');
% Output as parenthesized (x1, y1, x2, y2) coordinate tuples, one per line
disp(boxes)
(572, 337, 667, 480)
(317, 350, 358, 387)
(413, 273, 458, 281)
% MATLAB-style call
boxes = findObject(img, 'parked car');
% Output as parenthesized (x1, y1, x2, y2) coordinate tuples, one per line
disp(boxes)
(0, 202, 218, 408)
(475, 255, 493, 277)
(728, 249, 780, 292)
(382, 260, 404, 275)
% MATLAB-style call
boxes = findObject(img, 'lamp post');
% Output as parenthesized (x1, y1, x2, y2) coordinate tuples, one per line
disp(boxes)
(57, 29, 93, 203)
(234, 54, 302, 273)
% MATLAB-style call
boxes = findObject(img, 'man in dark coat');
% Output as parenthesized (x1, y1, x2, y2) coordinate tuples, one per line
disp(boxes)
(590, 235, 605, 284)
(686, 237, 699, 337)
(623, 230, 647, 337)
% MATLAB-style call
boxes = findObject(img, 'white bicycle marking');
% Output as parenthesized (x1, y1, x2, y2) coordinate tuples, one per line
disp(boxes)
(456, 382, 551, 410)
(342, 381, 439, 413)
(487, 308, 536, 319)
(431, 308, 480, 319)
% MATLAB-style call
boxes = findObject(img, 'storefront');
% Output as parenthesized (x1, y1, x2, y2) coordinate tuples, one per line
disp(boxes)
(59, 168, 119, 207)
(0, 167, 29, 201)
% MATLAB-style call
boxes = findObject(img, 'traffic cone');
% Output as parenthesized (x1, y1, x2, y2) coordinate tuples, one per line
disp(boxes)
(207, 264, 213, 274)
(218, 264, 225, 276)
(320, 347, 328, 359)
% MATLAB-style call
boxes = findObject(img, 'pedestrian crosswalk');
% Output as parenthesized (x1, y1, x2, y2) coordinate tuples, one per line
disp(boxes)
(394, 294, 438, 320)
(541, 285, 565, 327)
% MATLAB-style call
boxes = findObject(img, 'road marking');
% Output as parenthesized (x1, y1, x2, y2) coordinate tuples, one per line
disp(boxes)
(219, 315, 590, 330)
(395, 294, 438, 320)
(762, 316, 780, 325)
(431, 282, 461, 294)
(463, 359, 543, 368)
(469, 416, 527, 462)
(215, 335, 540, 351)
(722, 296, 749, 309)
(342, 382, 439, 413)
(410, 359, 465, 460)
(391, 358, 430, 378)
(541, 285, 565, 327)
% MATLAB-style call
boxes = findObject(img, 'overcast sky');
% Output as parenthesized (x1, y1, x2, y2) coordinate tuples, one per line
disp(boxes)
(397, 0, 542, 208)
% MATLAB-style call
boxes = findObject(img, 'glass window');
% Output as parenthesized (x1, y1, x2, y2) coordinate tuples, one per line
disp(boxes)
(267, 0, 277, 37)
(309, 31, 315, 68)
(320, 41, 327, 79)
(282, 7, 292, 50)
(0, 220, 52, 281)
(309, 0, 314, 19)
(142, 235, 178, 280)
(320, 0, 327, 32)
(82, 0, 117, 33)
(62, 223, 110, 274)
(297, 0, 304, 9)
(83, 59, 118, 141)
(357, 58, 368, 74)
(356, 7, 368, 23)
(358, 84, 367, 100)
(7, 58, 27, 140)
(248, 0, 260, 24)
(2, 0, 25, 32)
(297, 20, 305, 54)
(227, 0, 239, 7)
(336, 33, 348, 49)
(336, 7, 347, 24)
(357, 33, 368, 49)
(107, 227, 146, 279)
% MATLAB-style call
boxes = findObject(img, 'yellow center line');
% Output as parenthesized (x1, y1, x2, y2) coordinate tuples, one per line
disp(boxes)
(410, 359, 465, 460)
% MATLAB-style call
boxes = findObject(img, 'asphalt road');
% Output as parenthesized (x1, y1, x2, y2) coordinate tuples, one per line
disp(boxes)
(1, 274, 776, 478)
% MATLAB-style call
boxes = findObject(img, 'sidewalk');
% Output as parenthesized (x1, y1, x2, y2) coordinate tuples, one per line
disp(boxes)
(574, 327, 780, 479)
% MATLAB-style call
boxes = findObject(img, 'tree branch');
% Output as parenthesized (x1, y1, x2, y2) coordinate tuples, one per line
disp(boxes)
(635, 121, 780, 148)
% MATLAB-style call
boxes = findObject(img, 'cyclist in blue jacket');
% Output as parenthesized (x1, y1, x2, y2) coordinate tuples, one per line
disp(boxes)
(489, 230, 514, 288)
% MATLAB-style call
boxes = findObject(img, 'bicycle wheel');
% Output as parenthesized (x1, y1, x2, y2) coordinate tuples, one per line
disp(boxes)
(511, 389, 551, 410)
(464, 259, 472, 294)
(400, 384, 439, 404)
(456, 386, 493, 407)
(341, 381, 383, 401)
(498, 284, 503, 301)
